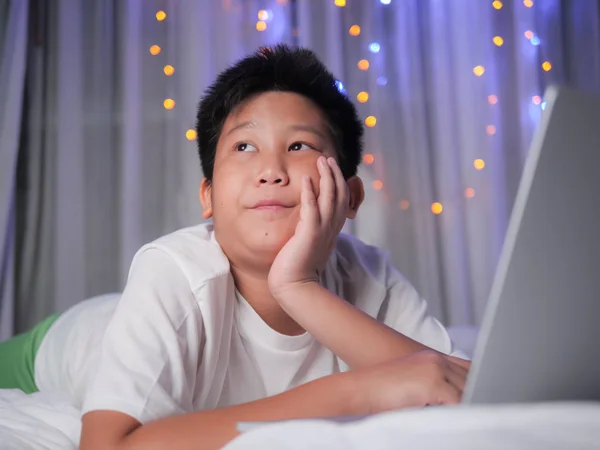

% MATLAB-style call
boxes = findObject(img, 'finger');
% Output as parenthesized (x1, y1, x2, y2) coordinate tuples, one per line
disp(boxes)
(443, 361, 467, 394)
(327, 157, 349, 220)
(446, 356, 472, 372)
(317, 156, 335, 225)
(300, 175, 320, 227)
(431, 378, 462, 405)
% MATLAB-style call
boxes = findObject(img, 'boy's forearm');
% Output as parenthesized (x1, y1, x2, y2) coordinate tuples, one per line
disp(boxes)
(276, 282, 429, 369)
(118, 371, 362, 450)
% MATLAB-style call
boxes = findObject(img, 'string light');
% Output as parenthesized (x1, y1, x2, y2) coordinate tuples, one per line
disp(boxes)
(369, 43, 381, 53)
(532, 95, 542, 105)
(149, 45, 161, 55)
(258, 10, 269, 21)
(363, 153, 375, 165)
(186, 129, 197, 141)
(473, 65, 485, 76)
(380, 0, 391, 4)
(335, 80, 345, 93)
(358, 59, 370, 70)
(163, 65, 175, 76)
(256, 21, 267, 31)
(524, 30, 534, 39)
(373, 180, 384, 190)
(488, 95, 498, 105)
(486, 125, 496, 135)
(493, 36, 504, 46)
(431, 202, 443, 215)
(365, 116, 377, 127)
(334, 0, 346, 6)
(542, 61, 552, 71)
(474, 159, 486, 170)
(357, 91, 369, 103)
(492, 1, 503, 9)
(524, 0, 534, 6)
(156, 10, 166, 21)
(163, 99, 175, 110)
(349, 25, 361, 36)
(399, 200, 410, 210)
(465, 188, 476, 199)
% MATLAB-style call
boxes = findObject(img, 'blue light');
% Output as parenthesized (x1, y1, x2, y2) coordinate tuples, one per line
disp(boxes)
(335, 80, 345, 93)
(380, 0, 391, 4)
(376, 76, 387, 86)
(369, 42, 381, 53)
(530, 36, 540, 46)
(541, 101, 547, 110)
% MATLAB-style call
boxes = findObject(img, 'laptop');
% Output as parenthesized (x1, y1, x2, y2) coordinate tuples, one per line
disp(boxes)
(237, 86, 600, 431)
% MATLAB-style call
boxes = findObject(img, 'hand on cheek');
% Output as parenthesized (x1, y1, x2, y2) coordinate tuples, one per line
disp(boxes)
(268, 156, 349, 297)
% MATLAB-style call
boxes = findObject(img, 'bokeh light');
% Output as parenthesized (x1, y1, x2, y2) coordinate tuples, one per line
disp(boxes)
(163, 65, 175, 76)
(358, 59, 370, 70)
(373, 180, 383, 190)
(431, 202, 443, 215)
(149, 45, 161, 55)
(492, 1, 503, 9)
(493, 36, 504, 46)
(357, 91, 369, 103)
(474, 159, 486, 170)
(363, 153, 375, 165)
(473, 65, 485, 76)
(163, 99, 175, 110)
(256, 21, 267, 31)
(486, 125, 496, 135)
(156, 10, 166, 21)
(542, 61, 552, 71)
(365, 116, 377, 127)
(349, 25, 361, 36)
(465, 188, 476, 199)
(186, 129, 197, 141)
(488, 95, 498, 105)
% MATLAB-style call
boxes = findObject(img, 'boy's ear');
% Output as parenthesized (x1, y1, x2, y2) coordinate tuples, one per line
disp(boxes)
(346, 176, 364, 219)
(199, 178, 213, 219)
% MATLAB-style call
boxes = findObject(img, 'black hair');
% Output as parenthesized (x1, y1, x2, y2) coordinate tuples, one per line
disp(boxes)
(195, 44, 363, 182)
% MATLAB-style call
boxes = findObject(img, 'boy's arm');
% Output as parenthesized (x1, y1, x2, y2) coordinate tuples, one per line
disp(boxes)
(275, 281, 435, 370)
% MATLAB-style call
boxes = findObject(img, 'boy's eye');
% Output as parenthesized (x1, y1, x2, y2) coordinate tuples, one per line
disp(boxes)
(289, 142, 312, 152)
(236, 143, 257, 152)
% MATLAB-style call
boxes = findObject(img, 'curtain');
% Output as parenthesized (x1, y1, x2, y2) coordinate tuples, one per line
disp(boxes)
(0, 0, 29, 341)
(4, 0, 600, 335)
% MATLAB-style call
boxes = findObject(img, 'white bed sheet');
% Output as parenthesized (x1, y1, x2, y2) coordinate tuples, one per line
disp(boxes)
(1, 388, 599, 450)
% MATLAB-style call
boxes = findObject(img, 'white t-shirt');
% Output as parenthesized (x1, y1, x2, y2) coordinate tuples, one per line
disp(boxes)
(35, 223, 462, 424)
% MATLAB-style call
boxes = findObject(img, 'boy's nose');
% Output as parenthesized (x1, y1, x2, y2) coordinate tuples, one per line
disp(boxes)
(258, 169, 289, 185)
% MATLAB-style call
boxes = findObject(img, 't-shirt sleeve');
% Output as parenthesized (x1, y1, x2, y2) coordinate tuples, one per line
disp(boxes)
(81, 247, 204, 424)
(378, 263, 468, 359)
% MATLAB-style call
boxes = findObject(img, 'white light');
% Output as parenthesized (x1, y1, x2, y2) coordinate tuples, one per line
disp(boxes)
(381, 0, 391, 4)
(335, 80, 345, 93)
(369, 42, 381, 53)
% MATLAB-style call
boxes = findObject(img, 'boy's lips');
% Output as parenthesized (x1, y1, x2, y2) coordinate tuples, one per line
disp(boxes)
(250, 199, 295, 210)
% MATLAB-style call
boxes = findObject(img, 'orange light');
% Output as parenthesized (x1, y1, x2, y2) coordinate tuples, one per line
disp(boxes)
(358, 59, 370, 70)
(334, 0, 346, 6)
(256, 21, 267, 31)
(365, 116, 377, 127)
(486, 125, 496, 135)
(524, 0, 534, 7)
(492, 1, 503, 9)
(431, 202, 443, 215)
(185, 129, 197, 141)
(493, 36, 504, 46)
(465, 188, 476, 198)
(532, 95, 542, 105)
(474, 159, 486, 170)
(399, 200, 410, 210)
(163, 65, 175, 76)
(163, 99, 175, 110)
(488, 95, 498, 105)
(473, 65, 485, 76)
(349, 25, 361, 36)
(149, 45, 161, 55)
(542, 61, 552, 71)
(357, 91, 369, 103)
(258, 10, 269, 21)
(363, 153, 375, 165)
(373, 180, 383, 190)
(276, 0, 287, 3)
(156, 10, 166, 21)
(524, 30, 534, 40)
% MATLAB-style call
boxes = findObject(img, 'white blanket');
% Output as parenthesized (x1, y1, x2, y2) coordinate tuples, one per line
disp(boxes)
(1, 389, 599, 449)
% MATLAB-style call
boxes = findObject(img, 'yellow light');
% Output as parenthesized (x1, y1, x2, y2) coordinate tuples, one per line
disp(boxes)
(486, 125, 496, 135)
(163, 99, 175, 110)
(357, 91, 369, 103)
(488, 94, 498, 105)
(524, 0, 534, 7)
(258, 10, 269, 21)
(365, 116, 377, 127)
(431, 202, 443, 215)
(149, 45, 161, 55)
(349, 25, 361, 36)
(358, 59, 370, 70)
(473, 65, 485, 76)
(493, 36, 504, 46)
(363, 153, 374, 165)
(465, 188, 476, 199)
(524, 30, 534, 40)
(186, 129, 197, 141)
(492, 0, 503, 9)
(163, 65, 175, 76)
(256, 21, 267, 31)
(334, 0, 346, 6)
(399, 200, 410, 210)
(532, 95, 542, 105)
(474, 159, 486, 170)
(542, 61, 552, 71)
(373, 180, 383, 190)
(156, 10, 166, 21)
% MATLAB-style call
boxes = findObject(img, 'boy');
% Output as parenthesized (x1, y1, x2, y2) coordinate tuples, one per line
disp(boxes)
(0, 45, 469, 449)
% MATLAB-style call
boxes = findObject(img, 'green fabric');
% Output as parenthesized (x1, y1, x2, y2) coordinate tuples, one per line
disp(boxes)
(0, 313, 60, 393)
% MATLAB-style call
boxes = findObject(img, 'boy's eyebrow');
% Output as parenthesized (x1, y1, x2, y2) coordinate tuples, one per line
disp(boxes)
(226, 120, 256, 136)
(287, 124, 327, 140)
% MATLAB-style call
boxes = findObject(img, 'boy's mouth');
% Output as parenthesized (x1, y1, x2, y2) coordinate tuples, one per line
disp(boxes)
(250, 200, 295, 210)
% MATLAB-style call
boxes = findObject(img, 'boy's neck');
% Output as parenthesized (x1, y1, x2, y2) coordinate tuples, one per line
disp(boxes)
(230, 264, 305, 336)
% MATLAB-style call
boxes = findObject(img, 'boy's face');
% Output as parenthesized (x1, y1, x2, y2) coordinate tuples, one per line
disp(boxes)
(200, 91, 363, 270)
